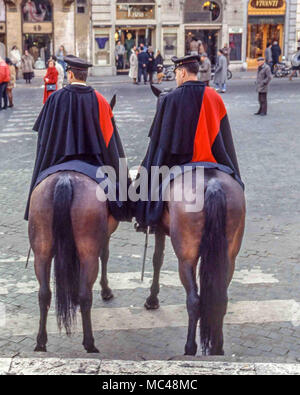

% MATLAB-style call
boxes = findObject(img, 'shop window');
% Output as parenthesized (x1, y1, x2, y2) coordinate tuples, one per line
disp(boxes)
(22, 0, 52, 23)
(95, 32, 110, 66)
(77, 0, 86, 14)
(229, 33, 242, 61)
(0, 0, 5, 22)
(163, 33, 177, 60)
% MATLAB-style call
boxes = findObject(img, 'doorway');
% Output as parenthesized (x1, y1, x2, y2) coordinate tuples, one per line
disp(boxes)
(23, 33, 53, 67)
(185, 29, 220, 65)
(115, 27, 153, 69)
(247, 22, 284, 68)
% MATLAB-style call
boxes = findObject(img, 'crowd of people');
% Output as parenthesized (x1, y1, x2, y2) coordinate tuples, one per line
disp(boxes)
(0, 44, 68, 108)
(125, 43, 164, 85)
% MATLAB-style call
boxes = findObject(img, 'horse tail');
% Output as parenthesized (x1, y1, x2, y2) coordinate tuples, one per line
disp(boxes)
(53, 173, 79, 335)
(199, 178, 229, 354)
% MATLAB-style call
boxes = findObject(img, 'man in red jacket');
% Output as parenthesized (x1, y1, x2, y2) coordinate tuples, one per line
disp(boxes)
(0, 57, 10, 110)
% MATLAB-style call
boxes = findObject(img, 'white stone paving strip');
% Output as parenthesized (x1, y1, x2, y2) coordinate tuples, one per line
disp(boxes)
(4, 299, 300, 336)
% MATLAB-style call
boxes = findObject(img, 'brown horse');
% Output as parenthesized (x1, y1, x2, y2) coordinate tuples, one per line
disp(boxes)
(144, 87, 246, 356)
(29, 171, 118, 353)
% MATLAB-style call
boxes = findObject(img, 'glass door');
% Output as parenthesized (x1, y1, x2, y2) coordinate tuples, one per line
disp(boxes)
(247, 23, 283, 68)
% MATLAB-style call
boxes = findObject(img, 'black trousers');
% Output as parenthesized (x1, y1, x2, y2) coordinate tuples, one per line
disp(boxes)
(138, 67, 147, 83)
(258, 92, 267, 115)
(0, 82, 8, 109)
(117, 55, 124, 70)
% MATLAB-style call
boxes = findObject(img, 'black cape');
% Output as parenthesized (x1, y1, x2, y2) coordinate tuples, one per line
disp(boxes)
(25, 84, 132, 221)
(134, 81, 244, 228)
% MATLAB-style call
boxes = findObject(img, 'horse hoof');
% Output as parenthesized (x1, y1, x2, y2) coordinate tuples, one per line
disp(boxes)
(34, 344, 47, 352)
(86, 346, 100, 353)
(144, 299, 160, 310)
(184, 343, 197, 356)
(101, 289, 114, 301)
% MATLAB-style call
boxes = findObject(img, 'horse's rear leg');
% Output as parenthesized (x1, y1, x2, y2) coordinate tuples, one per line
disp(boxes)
(78, 258, 99, 353)
(145, 229, 166, 310)
(34, 256, 52, 352)
(179, 260, 200, 356)
(100, 244, 114, 301)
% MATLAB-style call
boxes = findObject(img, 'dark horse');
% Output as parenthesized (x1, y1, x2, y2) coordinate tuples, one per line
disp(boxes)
(144, 86, 246, 356)
(29, 95, 118, 353)
(29, 172, 118, 353)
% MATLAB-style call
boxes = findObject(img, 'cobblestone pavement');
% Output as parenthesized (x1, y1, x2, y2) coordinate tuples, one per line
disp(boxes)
(0, 76, 300, 362)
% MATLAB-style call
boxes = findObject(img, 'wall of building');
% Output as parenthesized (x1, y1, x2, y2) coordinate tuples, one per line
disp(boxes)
(297, 0, 300, 49)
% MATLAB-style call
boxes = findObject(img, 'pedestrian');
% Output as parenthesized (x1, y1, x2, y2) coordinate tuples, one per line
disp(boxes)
(155, 50, 164, 84)
(289, 64, 300, 81)
(264, 42, 273, 70)
(189, 37, 201, 55)
(199, 52, 211, 86)
(222, 43, 231, 65)
(271, 41, 281, 74)
(0, 56, 10, 110)
(51, 55, 64, 90)
(255, 57, 272, 116)
(5, 58, 16, 108)
(43, 59, 58, 104)
(56, 45, 67, 78)
(115, 41, 125, 70)
(21, 49, 34, 84)
(137, 48, 148, 85)
(214, 49, 227, 93)
(9, 45, 21, 80)
(146, 47, 155, 84)
(129, 48, 138, 84)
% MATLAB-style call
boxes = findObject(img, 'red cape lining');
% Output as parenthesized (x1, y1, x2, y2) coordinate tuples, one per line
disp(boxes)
(95, 90, 114, 147)
(192, 87, 227, 163)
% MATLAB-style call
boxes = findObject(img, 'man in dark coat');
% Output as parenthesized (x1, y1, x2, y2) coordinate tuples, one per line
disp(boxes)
(271, 41, 281, 73)
(25, 55, 131, 222)
(134, 55, 243, 229)
(255, 57, 272, 116)
(138, 49, 148, 84)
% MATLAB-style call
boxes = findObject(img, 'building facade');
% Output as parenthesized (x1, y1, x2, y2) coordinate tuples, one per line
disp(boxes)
(0, 0, 90, 65)
(0, 0, 299, 72)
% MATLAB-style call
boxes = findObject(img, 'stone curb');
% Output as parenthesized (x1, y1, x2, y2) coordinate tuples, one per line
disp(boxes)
(0, 358, 300, 375)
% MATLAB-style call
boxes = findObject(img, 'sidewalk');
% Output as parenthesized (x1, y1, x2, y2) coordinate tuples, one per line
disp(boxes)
(15, 70, 258, 88)
(1, 357, 300, 375)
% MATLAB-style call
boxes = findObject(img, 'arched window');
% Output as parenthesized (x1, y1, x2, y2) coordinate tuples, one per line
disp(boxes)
(22, 0, 52, 23)
(184, 0, 222, 24)
(202, 1, 221, 21)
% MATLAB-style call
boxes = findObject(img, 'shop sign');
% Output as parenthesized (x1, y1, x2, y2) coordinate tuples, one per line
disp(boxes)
(248, 0, 285, 15)
(250, 0, 283, 8)
(23, 22, 52, 34)
(229, 27, 243, 34)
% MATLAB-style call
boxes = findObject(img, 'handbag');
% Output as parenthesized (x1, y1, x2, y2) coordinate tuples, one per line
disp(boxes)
(46, 84, 56, 91)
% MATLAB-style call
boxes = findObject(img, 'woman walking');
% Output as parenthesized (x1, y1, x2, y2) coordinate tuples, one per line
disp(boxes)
(6, 58, 16, 107)
(155, 50, 164, 84)
(21, 50, 34, 84)
(43, 59, 58, 104)
(129, 48, 138, 84)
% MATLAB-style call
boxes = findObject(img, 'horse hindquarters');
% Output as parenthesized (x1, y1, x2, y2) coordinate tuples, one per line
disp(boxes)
(199, 178, 229, 356)
(53, 174, 80, 335)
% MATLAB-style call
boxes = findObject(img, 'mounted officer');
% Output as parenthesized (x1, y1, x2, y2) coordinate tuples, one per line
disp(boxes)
(134, 54, 243, 230)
